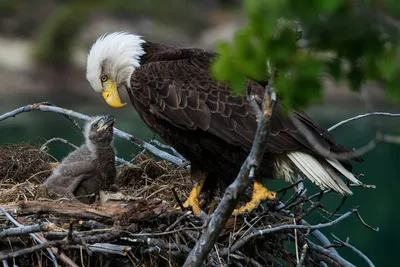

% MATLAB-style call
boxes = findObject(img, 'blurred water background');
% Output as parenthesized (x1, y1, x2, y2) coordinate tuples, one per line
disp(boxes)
(0, 1, 399, 265)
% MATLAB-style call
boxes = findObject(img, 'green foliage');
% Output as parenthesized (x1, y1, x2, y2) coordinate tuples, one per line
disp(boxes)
(212, 0, 400, 111)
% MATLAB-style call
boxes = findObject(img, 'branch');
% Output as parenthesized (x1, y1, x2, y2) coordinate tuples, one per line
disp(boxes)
(0, 206, 59, 267)
(0, 232, 120, 261)
(331, 234, 375, 267)
(219, 207, 357, 256)
(65, 243, 130, 256)
(183, 75, 277, 267)
(308, 240, 356, 267)
(40, 137, 131, 165)
(0, 222, 55, 240)
(328, 112, 400, 132)
(1, 201, 126, 220)
(0, 103, 186, 166)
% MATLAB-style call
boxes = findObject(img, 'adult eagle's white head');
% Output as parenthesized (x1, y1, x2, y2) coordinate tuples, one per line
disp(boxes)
(86, 32, 146, 108)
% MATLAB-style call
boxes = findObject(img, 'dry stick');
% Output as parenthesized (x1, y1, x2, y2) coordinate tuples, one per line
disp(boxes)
(296, 243, 308, 267)
(150, 140, 186, 161)
(0, 207, 59, 267)
(0, 222, 55, 240)
(308, 239, 355, 267)
(41, 137, 79, 150)
(0, 103, 186, 166)
(121, 236, 191, 254)
(218, 208, 356, 257)
(328, 112, 400, 131)
(0, 232, 120, 261)
(276, 201, 340, 257)
(40, 137, 130, 165)
(331, 234, 375, 267)
(183, 77, 277, 267)
(63, 243, 130, 256)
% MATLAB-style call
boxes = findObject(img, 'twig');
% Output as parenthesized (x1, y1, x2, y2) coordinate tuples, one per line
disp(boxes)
(296, 243, 308, 267)
(125, 227, 200, 238)
(40, 137, 130, 165)
(150, 140, 186, 161)
(165, 212, 191, 231)
(0, 103, 185, 166)
(41, 137, 79, 150)
(276, 201, 340, 256)
(219, 207, 357, 256)
(379, 134, 400, 144)
(324, 196, 347, 223)
(328, 112, 400, 131)
(354, 209, 379, 232)
(65, 243, 130, 256)
(0, 222, 55, 240)
(183, 73, 277, 267)
(331, 234, 375, 267)
(308, 240, 355, 267)
(0, 206, 59, 267)
(0, 232, 120, 261)
(121, 236, 190, 254)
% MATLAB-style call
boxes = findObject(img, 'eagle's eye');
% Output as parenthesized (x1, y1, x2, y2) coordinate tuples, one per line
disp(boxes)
(100, 74, 108, 82)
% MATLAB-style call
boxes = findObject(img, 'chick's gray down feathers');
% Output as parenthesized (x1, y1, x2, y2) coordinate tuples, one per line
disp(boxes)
(43, 115, 118, 204)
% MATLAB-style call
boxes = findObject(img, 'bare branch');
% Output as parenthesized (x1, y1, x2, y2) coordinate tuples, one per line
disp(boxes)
(40, 137, 79, 150)
(61, 243, 130, 256)
(379, 133, 400, 144)
(150, 139, 186, 161)
(0, 206, 59, 267)
(328, 112, 400, 132)
(183, 75, 277, 267)
(0, 222, 55, 240)
(296, 243, 308, 267)
(0, 232, 120, 261)
(40, 137, 131, 165)
(219, 208, 357, 256)
(0, 103, 186, 166)
(331, 234, 375, 267)
(354, 209, 379, 232)
(308, 240, 356, 267)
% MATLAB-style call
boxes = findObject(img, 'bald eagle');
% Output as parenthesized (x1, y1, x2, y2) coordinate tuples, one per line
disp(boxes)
(85, 32, 363, 216)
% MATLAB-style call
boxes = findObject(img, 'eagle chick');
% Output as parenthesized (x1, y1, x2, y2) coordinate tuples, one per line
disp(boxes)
(43, 115, 118, 204)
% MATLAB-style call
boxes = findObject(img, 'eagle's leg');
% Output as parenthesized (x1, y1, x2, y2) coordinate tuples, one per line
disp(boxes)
(231, 181, 276, 216)
(182, 180, 205, 217)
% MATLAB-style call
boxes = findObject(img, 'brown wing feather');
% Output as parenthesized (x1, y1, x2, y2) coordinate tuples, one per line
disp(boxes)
(129, 51, 362, 164)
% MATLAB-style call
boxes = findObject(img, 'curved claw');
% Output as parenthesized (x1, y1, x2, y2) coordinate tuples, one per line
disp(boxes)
(232, 181, 277, 216)
(177, 181, 206, 218)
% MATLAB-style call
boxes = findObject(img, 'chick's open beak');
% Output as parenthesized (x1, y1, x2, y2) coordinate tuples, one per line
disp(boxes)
(102, 79, 127, 108)
(97, 115, 115, 132)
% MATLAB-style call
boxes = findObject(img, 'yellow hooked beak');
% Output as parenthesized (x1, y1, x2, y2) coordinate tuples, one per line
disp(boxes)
(102, 79, 127, 108)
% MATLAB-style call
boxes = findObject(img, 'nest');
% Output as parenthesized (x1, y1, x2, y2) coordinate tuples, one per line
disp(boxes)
(0, 143, 53, 184)
(0, 143, 324, 267)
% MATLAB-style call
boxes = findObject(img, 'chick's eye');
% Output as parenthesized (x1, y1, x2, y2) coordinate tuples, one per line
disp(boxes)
(100, 75, 108, 82)
(92, 123, 98, 128)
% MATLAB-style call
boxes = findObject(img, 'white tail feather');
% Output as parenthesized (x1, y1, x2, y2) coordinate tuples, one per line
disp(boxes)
(325, 158, 362, 185)
(286, 152, 358, 195)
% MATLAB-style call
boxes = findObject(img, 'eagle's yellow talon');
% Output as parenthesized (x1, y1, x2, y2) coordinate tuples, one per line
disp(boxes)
(232, 181, 276, 216)
(178, 181, 205, 217)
